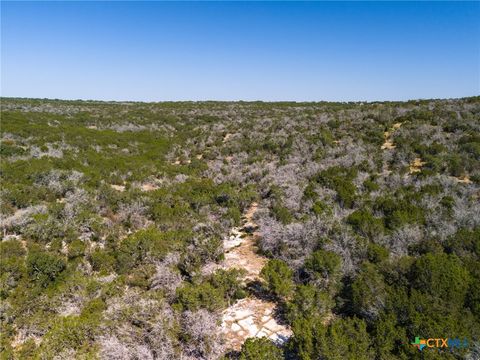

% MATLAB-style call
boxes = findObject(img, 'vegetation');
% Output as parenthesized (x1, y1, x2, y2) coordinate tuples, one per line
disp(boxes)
(0, 97, 479, 359)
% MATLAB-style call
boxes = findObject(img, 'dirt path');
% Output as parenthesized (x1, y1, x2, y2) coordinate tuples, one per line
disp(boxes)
(222, 203, 266, 281)
(409, 157, 426, 174)
(381, 122, 402, 150)
(379, 122, 430, 176)
(221, 203, 292, 351)
(380, 122, 403, 176)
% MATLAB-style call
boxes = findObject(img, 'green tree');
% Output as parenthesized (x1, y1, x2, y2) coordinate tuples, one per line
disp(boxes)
(239, 338, 283, 360)
(411, 253, 470, 307)
(0, 240, 26, 297)
(89, 248, 116, 273)
(260, 259, 294, 299)
(351, 263, 386, 321)
(304, 250, 341, 291)
(26, 249, 66, 287)
(346, 209, 384, 239)
(286, 284, 333, 323)
(209, 269, 246, 305)
(115, 227, 170, 273)
(372, 313, 406, 360)
(67, 239, 86, 259)
(290, 317, 373, 360)
(175, 282, 225, 312)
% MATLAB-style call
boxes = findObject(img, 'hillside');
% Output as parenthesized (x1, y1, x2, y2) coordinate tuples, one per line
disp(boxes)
(1, 97, 479, 359)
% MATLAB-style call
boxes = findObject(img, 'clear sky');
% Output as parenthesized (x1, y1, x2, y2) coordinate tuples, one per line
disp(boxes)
(1, 1, 479, 102)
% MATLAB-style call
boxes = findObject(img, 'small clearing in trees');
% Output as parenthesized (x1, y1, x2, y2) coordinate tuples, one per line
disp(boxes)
(409, 157, 426, 174)
(221, 203, 292, 351)
(453, 175, 472, 184)
(140, 183, 159, 192)
(110, 184, 126, 192)
(381, 122, 402, 150)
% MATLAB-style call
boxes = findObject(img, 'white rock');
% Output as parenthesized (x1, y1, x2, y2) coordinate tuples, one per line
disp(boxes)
(256, 330, 269, 338)
(238, 317, 255, 329)
(247, 324, 259, 337)
(263, 318, 282, 332)
(271, 333, 290, 345)
(232, 309, 253, 319)
(231, 323, 242, 332)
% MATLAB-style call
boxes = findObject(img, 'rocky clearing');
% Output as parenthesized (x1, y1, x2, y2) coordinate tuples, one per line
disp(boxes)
(220, 203, 292, 351)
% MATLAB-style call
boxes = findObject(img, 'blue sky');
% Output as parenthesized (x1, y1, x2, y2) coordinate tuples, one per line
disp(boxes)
(1, 1, 479, 101)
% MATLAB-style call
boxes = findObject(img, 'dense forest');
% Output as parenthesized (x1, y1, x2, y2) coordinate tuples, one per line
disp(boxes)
(1, 97, 479, 359)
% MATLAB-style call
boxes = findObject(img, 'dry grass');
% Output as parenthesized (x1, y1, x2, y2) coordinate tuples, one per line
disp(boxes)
(409, 157, 426, 174)
(381, 122, 403, 150)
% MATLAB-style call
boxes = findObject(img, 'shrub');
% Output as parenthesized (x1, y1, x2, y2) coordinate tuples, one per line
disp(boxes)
(440, 195, 455, 213)
(311, 200, 331, 216)
(290, 316, 372, 360)
(366, 243, 389, 264)
(261, 259, 294, 299)
(363, 179, 379, 192)
(16, 338, 37, 359)
(272, 204, 293, 224)
(239, 337, 283, 360)
(411, 253, 470, 307)
(68, 239, 86, 259)
(466, 261, 480, 318)
(303, 183, 317, 200)
(286, 284, 333, 323)
(374, 196, 424, 230)
(304, 250, 341, 291)
(346, 209, 384, 239)
(0, 240, 26, 297)
(89, 249, 116, 273)
(209, 269, 246, 305)
(444, 227, 480, 258)
(26, 249, 66, 287)
(463, 142, 480, 158)
(227, 206, 242, 225)
(315, 166, 358, 208)
(115, 227, 170, 273)
(175, 282, 225, 312)
(351, 262, 386, 322)
(41, 314, 98, 355)
(181, 309, 223, 359)
(126, 265, 155, 289)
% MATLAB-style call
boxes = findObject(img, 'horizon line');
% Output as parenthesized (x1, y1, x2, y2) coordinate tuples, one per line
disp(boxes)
(2, 95, 479, 106)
